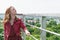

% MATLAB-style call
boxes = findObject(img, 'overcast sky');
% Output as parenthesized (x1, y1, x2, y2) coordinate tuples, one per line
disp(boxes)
(0, 0, 60, 15)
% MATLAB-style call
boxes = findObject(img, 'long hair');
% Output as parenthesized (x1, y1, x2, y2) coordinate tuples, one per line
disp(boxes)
(3, 6, 18, 24)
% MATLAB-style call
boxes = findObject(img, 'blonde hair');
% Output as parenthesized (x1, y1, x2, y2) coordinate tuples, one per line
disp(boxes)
(3, 6, 17, 24)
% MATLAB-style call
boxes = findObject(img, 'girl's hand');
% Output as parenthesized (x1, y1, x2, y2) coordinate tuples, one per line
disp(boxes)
(25, 30, 30, 36)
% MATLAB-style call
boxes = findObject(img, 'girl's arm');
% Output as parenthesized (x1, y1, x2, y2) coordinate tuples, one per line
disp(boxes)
(20, 19, 30, 36)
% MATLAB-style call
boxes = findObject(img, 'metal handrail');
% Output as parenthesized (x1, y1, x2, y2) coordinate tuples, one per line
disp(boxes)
(26, 23, 60, 36)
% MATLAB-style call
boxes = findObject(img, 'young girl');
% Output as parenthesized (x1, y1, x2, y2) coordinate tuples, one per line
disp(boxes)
(3, 6, 30, 40)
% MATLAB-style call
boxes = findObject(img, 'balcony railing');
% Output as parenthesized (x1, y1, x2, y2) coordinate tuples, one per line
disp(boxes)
(0, 14, 60, 40)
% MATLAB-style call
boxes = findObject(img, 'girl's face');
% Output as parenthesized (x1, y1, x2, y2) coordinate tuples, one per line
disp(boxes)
(10, 7, 16, 15)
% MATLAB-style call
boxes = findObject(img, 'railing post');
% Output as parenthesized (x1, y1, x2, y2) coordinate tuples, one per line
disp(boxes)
(23, 15, 26, 40)
(40, 16, 46, 40)
(21, 15, 26, 40)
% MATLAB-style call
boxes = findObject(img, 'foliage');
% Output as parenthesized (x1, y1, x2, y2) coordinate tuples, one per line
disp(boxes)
(0, 18, 60, 40)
